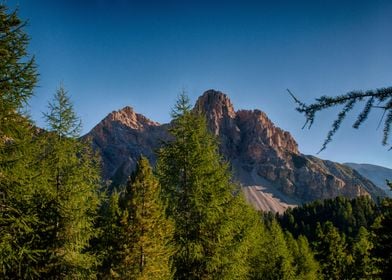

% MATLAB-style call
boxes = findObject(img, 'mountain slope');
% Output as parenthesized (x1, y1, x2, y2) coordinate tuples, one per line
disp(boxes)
(345, 163, 392, 196)
(84, 106, 169, 185)
(84, 90, 385, 212)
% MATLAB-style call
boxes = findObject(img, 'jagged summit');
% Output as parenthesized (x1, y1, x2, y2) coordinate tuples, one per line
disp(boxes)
(86, 106, 165, 180)
(194, 90, 236, 136)
(85, 90, 385, 213)
(194, 89, 299, 156)
(195, 89, 236, 119)
(99, 106, 159, 130)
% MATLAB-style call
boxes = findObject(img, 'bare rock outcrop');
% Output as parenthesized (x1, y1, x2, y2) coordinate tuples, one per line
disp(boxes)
(193, 90, 383, 203)
(84, 90, 385, 212)
(85, 106, 169, 184)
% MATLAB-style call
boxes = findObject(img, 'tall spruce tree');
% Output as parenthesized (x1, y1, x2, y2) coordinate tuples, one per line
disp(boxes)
(0, 132, 48, 278)
(285, 233, 320, 280)
(157, 93, 259, 280)
(112, 157, 174, 279)
(39, 86, 100, 278)
(0, 4, 37, 140)
(92, 191, 123, 278)
(250, 219, 296, 280)
(0, 4, 43, 278)
(314, 221, 350, 280)
(372, 182, 392, 279)
(350, 226, 376, 279)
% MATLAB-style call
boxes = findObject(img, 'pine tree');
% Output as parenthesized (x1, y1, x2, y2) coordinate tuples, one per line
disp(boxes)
(92, 191, 124, 278)
(44, 85, 81, 138)
(372, 182, 392, 279)
(0, 4, 43, 278)
(157, 93, 259, 279)
(251, 219, 296, 280)
(285, 233, 320, 280)
(350, 226, 376, 279)
(0, 133, 50, 278)
(39, 86, 100, 278)
(314, 221, 349, 280)
(0, 4, 37, 142)
(114, 156, 174, 279)
(248, 218, 269, 280)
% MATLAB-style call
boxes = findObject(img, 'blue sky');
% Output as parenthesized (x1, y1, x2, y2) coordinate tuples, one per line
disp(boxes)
(7, 0, 392, 168)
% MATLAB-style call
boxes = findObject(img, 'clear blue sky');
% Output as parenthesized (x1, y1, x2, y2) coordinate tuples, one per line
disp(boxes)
(7, 0, 392, 168)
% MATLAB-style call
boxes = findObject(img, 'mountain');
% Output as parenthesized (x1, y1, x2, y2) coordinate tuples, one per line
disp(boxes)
(344, 163, 392, 196)
(85, 90, 385, 212)
(84, 106, 169, 183)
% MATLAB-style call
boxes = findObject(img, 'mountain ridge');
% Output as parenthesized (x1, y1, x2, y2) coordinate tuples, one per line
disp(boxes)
(85, 90, 386, 212)
(344, 162, 392, 196)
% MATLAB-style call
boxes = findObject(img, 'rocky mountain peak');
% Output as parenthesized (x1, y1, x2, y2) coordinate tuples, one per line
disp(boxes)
(195, 90, 236, 118)
(102, 106, 159, 130)
(86, 106, 165, 181)
(85, 90, 385, 212)
(194, 89, 236, 135)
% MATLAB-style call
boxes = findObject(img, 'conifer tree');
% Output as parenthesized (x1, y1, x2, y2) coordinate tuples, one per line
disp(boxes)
(372, 182, 392, 279)
(39, 86, 100, 278)
(0, 4, 37, 141)
(250, 219, 296, 280)
(314, 221, 349, 280)
(248, 218, 269, 280)
(0, 4, 43, 278)
(93, 191, 124, 278)
(157, 93, 259, 279)
(285, 233, 320, 280)
(0, 133, 49, 278)
(350, 226, 375, 279)
(114, 156, 174, 279)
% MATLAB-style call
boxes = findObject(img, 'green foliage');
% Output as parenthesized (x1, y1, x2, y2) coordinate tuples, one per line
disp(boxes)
(90, 191, 124, 278)
(278, 196, 378, 241)
(250, 219, 296, 280)
(1, 81, 101, 278)
(288, 81, 392, 279)
(118, 157, 174, 279)
(288, 87, 392, 151)
(96, 157, 174, 279)
(0, 4, 41, 278)
(2, 4, 389, 277)
(278, 196, 390, 279)
(0, 134, 49, 278)
(0, 4, 37, 136)
(285, 233, 320, 280)
(44, 85, 82, 138)
(314, 222, 349, 279)
(36, 87, 101, 278)
(157, 93, 259, 279)
(249, 219, 320, 280)
(351, 227, 376, 278)
(372, 182, 392, 279)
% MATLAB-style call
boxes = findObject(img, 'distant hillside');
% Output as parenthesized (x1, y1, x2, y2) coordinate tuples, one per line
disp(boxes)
(344, 163, 392, 197)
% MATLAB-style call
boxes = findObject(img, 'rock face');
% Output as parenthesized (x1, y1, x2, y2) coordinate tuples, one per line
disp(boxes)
(85, 106, 169, 185)
(85, 90, 385, 212)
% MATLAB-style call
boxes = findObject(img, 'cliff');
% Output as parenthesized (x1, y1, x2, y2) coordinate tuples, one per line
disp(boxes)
(85, 90, 385, 212)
